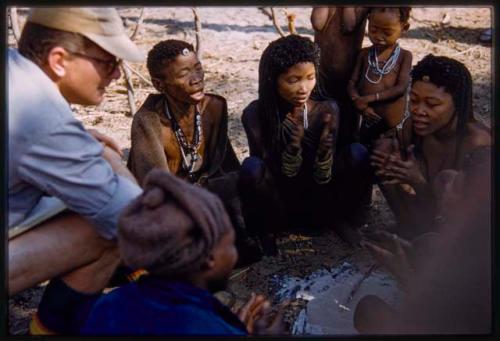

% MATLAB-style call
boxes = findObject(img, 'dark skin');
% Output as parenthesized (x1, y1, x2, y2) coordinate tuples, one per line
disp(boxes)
(188, 230, 287, 335)
(151, 51, 207, 177)
(256, 61, 339, 166)
(370, 79, 491, 237)
(311, 7, 369, 90)
(312, 7, 368, 146)
(348, 9, 412, 128)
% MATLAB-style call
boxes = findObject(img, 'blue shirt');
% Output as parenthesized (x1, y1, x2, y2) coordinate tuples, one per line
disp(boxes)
(81, 276, 248, 335)
(8, 48, 142, 238)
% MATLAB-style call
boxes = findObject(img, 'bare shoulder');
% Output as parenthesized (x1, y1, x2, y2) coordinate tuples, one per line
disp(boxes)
(132, 106, 161, 130)
(400, 48, 412, 58)
(466, 121, 491, 149)
(358, 47, 370, 57)
(201, 93, 228, 125)
(204, 93, 227, 112)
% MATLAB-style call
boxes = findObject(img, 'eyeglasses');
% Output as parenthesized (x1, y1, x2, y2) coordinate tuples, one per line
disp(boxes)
(66, 49, 120, 76)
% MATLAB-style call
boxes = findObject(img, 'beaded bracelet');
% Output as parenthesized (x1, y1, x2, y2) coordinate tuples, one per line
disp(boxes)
(281, 148, 303, 177)
(313, 152, 333, 184)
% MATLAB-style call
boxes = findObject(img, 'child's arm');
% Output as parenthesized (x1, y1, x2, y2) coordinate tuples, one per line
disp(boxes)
(341, 7, 368, 33)
(365, 50, 413, 104)
(311, 7, 336, 32)
(347, 49, 366, 102)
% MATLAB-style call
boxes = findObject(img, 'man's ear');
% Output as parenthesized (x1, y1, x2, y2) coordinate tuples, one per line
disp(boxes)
(46, 46, 69, 78)
(151, 77, 165, 93)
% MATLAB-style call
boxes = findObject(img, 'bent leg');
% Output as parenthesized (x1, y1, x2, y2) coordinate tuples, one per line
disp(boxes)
(9, 212, 119, 296)
(203, 171, 263, 267)
(238, 156, 285, 255)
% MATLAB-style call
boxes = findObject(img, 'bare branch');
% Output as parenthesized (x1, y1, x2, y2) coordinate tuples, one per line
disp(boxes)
(258, 7, 273, 20)
(130, 7, 146, 41)
(271, 7, 286, 38)
(120, 63, 137, 117)
(192, 7, 202, 59)
(9, 7, 21, 43)
(123, 62, 153, 87)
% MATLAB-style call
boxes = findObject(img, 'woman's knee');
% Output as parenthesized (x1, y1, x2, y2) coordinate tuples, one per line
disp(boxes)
(239, 156, 266, 187)
(348, 143, 370, 168)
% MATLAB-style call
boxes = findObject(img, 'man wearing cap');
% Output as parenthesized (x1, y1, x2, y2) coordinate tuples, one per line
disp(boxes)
(8, 8, 144, 334)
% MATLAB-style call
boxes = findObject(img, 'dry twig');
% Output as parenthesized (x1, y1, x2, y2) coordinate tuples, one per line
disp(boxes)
(123, 62, 153, 87)
(9, 7, 21, 43)
(121, 63, 137, 117)
(130, 7, 146, 41)
(192, 7, 202, 59)
(270, 7, 286, 37)
(258, 7, 273, 20)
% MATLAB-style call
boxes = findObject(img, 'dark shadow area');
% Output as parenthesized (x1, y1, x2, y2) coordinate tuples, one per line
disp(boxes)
(405, 26, 491, 45)
(128, 17, 314, 36)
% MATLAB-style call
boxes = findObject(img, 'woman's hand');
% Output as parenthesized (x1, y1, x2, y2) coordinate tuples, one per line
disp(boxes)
(317, 113, 335, 159)
(370, 137, 399, 176)
(383, 145, 426, 186)
(235, 293, 288, 335)
(360, 230, 415, 287)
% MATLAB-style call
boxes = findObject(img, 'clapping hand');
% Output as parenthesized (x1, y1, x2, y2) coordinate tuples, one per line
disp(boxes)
(360, 230, 415, 287)
(317, 113, 335, 159)
(235, 293, 289, 335)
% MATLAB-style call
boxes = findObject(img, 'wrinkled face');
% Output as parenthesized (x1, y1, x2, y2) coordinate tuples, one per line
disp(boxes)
(156, 51, 205, 104)
(410, 80, 456, 136)
(368, 10, 407, 48)
(206, 229, 238, 293)
(60, 43, 120, 105)
(277, 62, 316, 107)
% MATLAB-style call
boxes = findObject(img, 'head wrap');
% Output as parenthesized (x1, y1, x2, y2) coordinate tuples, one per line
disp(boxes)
(118, 169, 233, 277)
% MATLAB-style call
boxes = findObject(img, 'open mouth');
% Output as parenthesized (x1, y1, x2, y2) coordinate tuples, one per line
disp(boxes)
(190, 90, 205, 101)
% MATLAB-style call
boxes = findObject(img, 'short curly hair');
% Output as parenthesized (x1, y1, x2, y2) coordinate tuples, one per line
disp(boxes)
(369, 7, 412, 24)
(147, 39, 195, 79)
(258, 34, 321, 153)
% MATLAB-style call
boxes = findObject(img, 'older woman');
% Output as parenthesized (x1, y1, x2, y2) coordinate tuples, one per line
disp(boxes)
(371, 54, 491, 239)
(238, 35, 371, 253)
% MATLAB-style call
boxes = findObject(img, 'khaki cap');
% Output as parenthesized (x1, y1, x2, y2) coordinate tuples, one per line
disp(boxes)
(27, 7, 144, 62)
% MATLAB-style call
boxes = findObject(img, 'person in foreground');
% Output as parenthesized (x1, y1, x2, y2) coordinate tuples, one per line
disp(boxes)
(81, 169, 287, 335)
(8, 8, 144, 334)
(239, 34, 371, 252)
(353, 133, 491, 334)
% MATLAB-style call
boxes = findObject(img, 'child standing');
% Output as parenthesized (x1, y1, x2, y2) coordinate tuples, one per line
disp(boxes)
(348, 7, 413, 148)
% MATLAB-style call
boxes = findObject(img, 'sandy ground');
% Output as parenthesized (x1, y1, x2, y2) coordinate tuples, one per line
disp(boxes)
(8, 6, 492, 335)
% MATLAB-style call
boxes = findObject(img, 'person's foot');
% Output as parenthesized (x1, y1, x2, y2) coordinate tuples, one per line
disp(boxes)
(479, 28, 492, 45)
